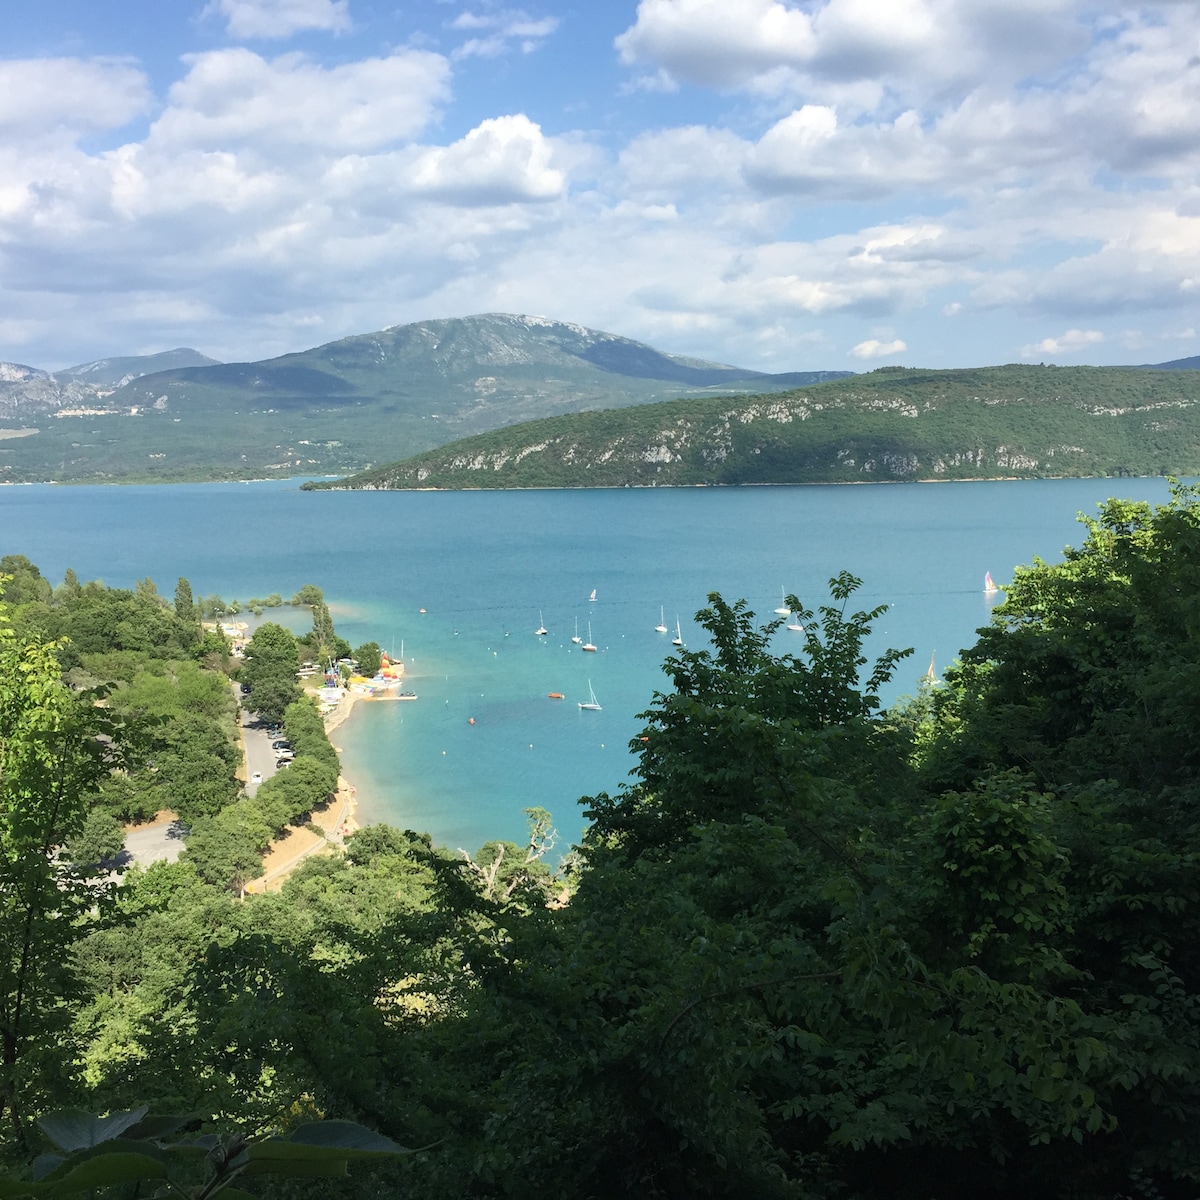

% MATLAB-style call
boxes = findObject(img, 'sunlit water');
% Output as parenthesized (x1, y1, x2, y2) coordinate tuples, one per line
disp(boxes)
(0, 477, 1177, 850)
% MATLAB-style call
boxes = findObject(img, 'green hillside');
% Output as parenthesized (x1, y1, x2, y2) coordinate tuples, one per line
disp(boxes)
(0, 314, 846, 483)
(312, 363, 1200, 490)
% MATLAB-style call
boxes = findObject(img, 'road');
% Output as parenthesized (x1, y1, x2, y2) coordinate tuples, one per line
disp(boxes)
(123, 816, 186, 867)
(237, 684, 282, 797)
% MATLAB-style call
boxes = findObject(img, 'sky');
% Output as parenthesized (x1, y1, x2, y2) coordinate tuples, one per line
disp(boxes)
(3, 1, 1200, 373)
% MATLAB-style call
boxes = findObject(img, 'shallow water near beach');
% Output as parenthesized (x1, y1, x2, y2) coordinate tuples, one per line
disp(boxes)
(0, 476, 1178, 851)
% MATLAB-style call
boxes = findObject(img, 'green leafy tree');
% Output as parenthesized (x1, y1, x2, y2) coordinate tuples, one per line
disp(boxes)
(353, 641, 382, 678)
(173, 577, 196, 624)
(0, 610, 119, 1149)
(64, 812, 126, 873)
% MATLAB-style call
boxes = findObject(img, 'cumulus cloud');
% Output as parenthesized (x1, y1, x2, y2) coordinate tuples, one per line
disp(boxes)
(451, 9, 559, 58)
(1022, 328, 1104, 357)
(850, 337, 907, 359)
(615, 0, 816, 90)
(410, 115, 565, 204)
(204, 0, 352, 39)
(0, 58, 151, 140)
(150, 48, 450, 152)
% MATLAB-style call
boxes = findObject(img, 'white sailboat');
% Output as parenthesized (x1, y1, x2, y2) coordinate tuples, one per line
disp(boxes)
(775, 587, 791, 616)
(672, 617, 683, 647)
(588, 588, 597, 603)
(578, 680, 601, 711)
(655, 606, 668, 633)
(582, 622, 597, 652)
(535, 611, 548, 636)
(571, 616, 582, 645)
(787, 617, 804, 632)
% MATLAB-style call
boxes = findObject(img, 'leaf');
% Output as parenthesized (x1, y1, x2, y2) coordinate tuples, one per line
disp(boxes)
(123, 1114, 200, 1141)
(29, 1157, 63, 1183)
(0, 1180, 39, 1199)
(286, 1121, 410, 1155)
(36, 1108, 149, 1153)
(34, 1152, 168, 1194)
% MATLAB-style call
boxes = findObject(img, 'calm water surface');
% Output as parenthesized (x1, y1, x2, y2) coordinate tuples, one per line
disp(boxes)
(0, 477, 1177, 850)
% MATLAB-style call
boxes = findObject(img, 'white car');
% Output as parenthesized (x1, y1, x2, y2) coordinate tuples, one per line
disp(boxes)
(250, 771, 263, 785)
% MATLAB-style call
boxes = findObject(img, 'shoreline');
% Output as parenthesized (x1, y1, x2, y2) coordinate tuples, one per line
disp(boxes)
(321, 686, 410, 833)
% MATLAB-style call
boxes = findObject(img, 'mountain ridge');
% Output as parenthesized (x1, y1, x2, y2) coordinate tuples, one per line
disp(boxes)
(0, 314, 852, 483)
(309, 362, 1200, 492)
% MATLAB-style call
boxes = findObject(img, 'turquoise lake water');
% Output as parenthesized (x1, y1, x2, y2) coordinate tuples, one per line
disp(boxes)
(0, 477, 1179, 851)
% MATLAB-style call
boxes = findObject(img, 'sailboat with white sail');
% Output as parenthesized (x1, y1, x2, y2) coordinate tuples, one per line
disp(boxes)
(578, 681, 601, 711)
(672, 617, 683, 647)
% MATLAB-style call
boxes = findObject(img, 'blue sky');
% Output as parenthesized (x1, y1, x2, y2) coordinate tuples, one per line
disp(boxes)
(3, 1, 1200, 372)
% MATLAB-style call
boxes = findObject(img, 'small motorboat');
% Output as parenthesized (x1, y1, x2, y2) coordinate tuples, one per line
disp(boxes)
(548, 692, 565, 699)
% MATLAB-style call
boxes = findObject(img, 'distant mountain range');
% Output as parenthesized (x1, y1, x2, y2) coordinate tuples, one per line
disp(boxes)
(3, 317, 1199, 486)
(0, 315, 850, 483)
(311, 363, 1200, 491)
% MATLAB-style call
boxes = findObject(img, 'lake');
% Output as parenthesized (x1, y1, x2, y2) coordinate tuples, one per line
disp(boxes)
(0, 476, 1178, 852)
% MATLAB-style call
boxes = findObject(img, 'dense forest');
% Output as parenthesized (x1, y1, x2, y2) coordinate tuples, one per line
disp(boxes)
(5, 484, 1200, 1197)
(313, 363, 1200, 490)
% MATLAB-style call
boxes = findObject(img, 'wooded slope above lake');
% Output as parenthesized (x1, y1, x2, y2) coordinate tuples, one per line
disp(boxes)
(312, 363, 1200, 490)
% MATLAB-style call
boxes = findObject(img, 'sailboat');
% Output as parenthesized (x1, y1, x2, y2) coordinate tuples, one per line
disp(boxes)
(925, 653, 939, 684)
(571, 616, 582, 645)
(672, 617, 683, 647)
(655, 606, 668, 634)
(578, 681, 601, 711)
(984, 572, 999, 595)
(588, 588, 597, 603)
(535, 611, 548, 636)
(774, 587, 791, 616)
(787, 616, 804, 632)
(582, 622, 597, 652)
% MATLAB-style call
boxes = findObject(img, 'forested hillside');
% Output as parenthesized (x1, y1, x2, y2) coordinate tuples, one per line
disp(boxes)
(0, 315, 846, 484)
(6, 486, 1200, 1197)
(318, 363, 1200, 490)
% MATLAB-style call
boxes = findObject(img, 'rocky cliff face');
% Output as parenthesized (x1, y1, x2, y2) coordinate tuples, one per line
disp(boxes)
(0, 367, 108, 421)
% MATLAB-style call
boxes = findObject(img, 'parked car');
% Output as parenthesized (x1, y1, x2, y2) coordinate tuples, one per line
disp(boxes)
(275, 749, 294, 762)
(271, 740, 292, 751)
(250, 771, 263, 785)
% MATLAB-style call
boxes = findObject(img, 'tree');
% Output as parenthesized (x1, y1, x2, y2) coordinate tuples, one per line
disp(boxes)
(353, 641, 382, 678)
(0, 607, 118, 1149)
(173, 577, 195, 624)
(65, 811, 126, 872)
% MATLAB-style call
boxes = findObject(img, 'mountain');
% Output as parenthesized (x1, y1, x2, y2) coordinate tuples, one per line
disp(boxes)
(0, 314, 850, 483)
(310, 363, 1200, 491)
(60, 348, 220, 389)
(1142, 355, 1200, 370)
(0, 349, 219, 425)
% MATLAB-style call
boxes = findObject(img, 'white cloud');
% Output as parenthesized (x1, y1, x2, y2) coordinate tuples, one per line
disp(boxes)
(204, 0, 352, 39)
(0, 58, 151, 140)
(615, 0, 816, 90)
(410, 115, 565, 204)
(1021, 328, 1104, 357)
(451, 9, 559, 58)
(850, 337, 907, 359)
(150, 48, 450, 152)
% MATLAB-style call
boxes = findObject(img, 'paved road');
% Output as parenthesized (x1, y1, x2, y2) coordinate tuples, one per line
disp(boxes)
(237, 685, 282, 797)
(123, 819, 186, 867)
